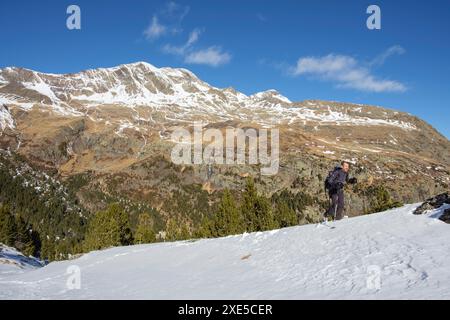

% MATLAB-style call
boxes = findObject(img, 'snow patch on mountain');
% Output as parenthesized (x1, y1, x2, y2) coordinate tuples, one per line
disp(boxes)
(22, 76, 60, 104)
(250, 89, 292, 104)
(0, 104, 15, 130)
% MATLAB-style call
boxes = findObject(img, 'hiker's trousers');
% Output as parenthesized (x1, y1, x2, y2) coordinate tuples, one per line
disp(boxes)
(327, 189, 345, 220)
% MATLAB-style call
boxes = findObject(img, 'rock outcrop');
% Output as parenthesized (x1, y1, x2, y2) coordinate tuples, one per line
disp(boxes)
(413, 192, 450, 215)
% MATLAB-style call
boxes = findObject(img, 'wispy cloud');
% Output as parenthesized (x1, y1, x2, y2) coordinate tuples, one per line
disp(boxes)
(144, 16, 167, 41)
(146, 2, 231, 67)
(185, 47, 231, 67)
(370, 45, 405, 66)
(290, 52, 407, 93)
(143, 2, 190, 41)
(163, 1, 190, 23)
(162, 29, 202, 55)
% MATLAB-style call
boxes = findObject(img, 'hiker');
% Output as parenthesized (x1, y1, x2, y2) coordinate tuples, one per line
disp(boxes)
(324, 161, 357, 221)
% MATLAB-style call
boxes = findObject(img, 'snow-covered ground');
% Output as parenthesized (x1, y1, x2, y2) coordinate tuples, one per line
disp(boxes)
(0, 203, 449, 300)
(0, 245, 44, 277)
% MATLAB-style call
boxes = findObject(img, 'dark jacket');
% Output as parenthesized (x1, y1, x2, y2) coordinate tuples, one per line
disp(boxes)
(328, 167, 349, 192)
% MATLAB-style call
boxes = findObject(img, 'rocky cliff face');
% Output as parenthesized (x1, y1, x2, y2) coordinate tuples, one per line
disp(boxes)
(0, 61, 449, 223)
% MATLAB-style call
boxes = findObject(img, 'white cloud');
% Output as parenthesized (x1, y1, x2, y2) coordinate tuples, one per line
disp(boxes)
(144, 2, 190, 41)
(186, 29, 201, 47)
(163, 30, 231, 67)
(291, 53, 407, 93)
(162, 29, 202, 55)
(162, 43, 185, 56)
(144, 2, 230, 68)
(371, 45, 405, 66)
(185, 47, 231, 67)
(293, 55, 356, 75)
(144, 16, 167, 41)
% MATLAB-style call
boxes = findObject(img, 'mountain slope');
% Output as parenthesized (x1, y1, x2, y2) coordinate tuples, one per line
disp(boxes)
(1, 203, 449, 299)
(0, 61, 449, 255)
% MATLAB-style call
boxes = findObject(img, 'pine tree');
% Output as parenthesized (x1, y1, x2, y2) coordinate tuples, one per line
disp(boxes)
(0, 205, 16, 246)
(165, 218, 180, 241)
(254, 195, 277, 231)
(213, 189, 244, 237)
(135, 213, 156, 244)
(83, 203, 133, 252)
(108, 203, 133, 246)
(241, 178, 259, 232)
(368, 186, 403, 214)
(14, 216, 36, 257)
(195, 216, 214, 239)
(165, 217, 191, 241)
(274, 200, 298, 228)
(240, 177, 277, 232)
(83, 209, 119, 251)
(178, 224, 191, 241)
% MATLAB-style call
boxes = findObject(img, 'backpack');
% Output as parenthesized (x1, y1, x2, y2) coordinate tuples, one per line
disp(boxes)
(324, 167, 340, 191)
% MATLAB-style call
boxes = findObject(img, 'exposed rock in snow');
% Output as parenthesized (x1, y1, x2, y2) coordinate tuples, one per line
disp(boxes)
(0, 244, 44, 277)
(414, 192, 450, 215)
(439, 208, 450, 223)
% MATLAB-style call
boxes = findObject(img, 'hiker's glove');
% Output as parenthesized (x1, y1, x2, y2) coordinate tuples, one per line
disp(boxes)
(349, 177, 357, 185)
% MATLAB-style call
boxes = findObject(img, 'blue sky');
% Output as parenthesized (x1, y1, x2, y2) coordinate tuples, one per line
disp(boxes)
(0, 0, 449, 138)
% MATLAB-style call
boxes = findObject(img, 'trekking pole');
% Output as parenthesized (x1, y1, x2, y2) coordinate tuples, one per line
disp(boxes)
(347, 194, 351, 218)
(362, 187, 367, 214)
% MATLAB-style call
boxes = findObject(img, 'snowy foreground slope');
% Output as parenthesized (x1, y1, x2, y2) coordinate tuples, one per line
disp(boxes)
(0, 245, 43, 277)
(1, 203, 449, 300)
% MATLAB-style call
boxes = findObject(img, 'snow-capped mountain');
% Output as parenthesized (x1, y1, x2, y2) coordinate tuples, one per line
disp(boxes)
(0, 62, 294, 127)
(0, 61, 420, 130)
(1, 203, 449, 299)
